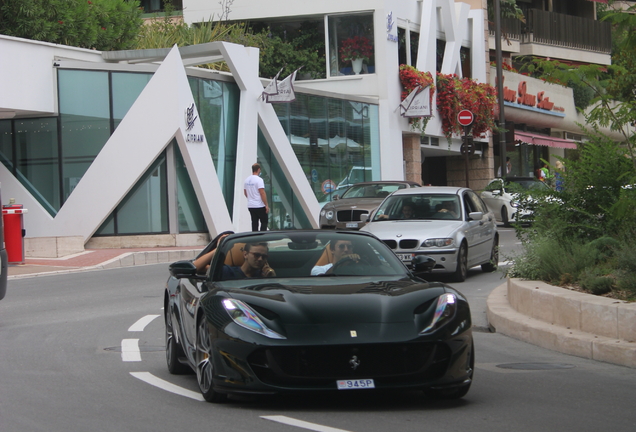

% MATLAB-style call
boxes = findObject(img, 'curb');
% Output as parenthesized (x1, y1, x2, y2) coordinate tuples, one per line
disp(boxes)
(7, 249, 200, 279)
(487, 279, 636, 369)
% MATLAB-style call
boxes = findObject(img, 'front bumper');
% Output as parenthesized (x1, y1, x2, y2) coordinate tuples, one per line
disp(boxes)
(207, 324, 472, 395)
(394, 249, 458, 273)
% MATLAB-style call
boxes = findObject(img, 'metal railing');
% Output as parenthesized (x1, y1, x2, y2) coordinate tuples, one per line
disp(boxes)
(525, 9, 611, 53)
(489, 9, 612, 54)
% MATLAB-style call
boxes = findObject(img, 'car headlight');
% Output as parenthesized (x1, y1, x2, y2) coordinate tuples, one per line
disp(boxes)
(320, 209, 326, 217)
(222, 299, 285, 339)
(420, 293, 457, 334)
(422, 238, 454, 247)
(325, 210, 334, 220)
(510, 200, 519, 208)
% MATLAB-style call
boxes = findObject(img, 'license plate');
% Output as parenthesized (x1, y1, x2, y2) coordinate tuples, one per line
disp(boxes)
(337, 379, 375, 390)
(396, 253, 413, 261)
(345, 222, 358, 228)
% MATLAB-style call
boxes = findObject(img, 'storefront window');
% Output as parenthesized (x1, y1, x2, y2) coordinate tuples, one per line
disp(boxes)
(58, 70, 111, 202)
(328, 14, 375, 77)
(174, 143, 206, 233)
(189, 78, 240, 217)
(273, 93, 378, 208)
(14, 118, 60, 215)
(112, 72, 152, 130)
(95, 152, 168, 235)
(0, 120, 13, 172)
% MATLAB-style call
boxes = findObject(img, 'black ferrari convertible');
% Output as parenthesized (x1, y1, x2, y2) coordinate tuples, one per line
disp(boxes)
(164, 230, 474, 402)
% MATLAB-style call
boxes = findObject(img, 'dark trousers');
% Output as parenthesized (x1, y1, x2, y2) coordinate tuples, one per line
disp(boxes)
(248, 207, 268, 232)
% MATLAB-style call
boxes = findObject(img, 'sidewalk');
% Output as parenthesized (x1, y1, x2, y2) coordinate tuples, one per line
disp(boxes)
(487, 278, 636, 369)
(7, 246, 201, 279)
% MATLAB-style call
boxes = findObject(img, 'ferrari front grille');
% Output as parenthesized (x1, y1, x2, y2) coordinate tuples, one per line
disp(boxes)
(247, 342, 450, 386)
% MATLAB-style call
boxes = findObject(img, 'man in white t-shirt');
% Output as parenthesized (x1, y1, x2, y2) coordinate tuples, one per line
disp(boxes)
(244, 163, 269, 231)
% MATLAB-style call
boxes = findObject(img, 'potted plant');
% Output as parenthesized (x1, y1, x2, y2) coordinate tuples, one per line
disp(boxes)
(339, 36, 373, 74)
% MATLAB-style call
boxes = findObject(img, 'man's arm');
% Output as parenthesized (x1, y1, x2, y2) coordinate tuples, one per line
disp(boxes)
(244, 189, 247, 198)
(259, 188, 269, 213)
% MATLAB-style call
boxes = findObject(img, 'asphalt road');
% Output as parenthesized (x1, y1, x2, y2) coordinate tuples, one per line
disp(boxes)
(1, 229, 635, 432)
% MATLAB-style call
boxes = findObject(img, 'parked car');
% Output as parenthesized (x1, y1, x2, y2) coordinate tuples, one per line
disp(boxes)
(361, 186, 498, 282)
(319, 181, 421, 230)
(480, 177, 550, 226)
(164, 230, 475, 402)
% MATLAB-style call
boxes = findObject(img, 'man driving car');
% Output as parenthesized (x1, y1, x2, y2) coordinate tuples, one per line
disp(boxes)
(311, 239, 360, 276)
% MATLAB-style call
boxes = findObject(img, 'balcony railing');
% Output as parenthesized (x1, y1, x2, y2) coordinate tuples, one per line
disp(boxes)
(526, 9, 611, 53)
(490, 9, 612, 54)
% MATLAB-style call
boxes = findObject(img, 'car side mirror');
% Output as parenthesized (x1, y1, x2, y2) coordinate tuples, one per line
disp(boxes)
(492, 189, 502, 195)
(359, 213, 369, 222)
(169, 260, 203, 279)
(468, 211, 483, 221)
(412, 255, 436, 273)
(333, 194, 340, 201)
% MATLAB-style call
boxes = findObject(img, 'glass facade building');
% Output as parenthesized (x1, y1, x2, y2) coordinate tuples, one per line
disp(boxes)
(0, 67, 379, 237)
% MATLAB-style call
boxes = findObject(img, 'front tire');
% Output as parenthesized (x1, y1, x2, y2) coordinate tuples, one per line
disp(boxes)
(165, 308, 190, 375)
(195, 316, 227, 403)
(481, 237, 498, 273)
(452, 243, 468, 282)
(501, 207, 510, 227)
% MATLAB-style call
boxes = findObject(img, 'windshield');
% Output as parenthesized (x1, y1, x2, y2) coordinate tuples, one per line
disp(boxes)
(211, 231, 408, 281)
(341, 183, 406, 199)
(372, 194, 461, 221)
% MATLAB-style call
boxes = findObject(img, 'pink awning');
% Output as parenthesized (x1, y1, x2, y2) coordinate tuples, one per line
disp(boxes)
(514, 131, 578, 149)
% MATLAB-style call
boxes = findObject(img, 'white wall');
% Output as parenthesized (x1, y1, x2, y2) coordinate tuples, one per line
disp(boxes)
(0, 36, 103, 117)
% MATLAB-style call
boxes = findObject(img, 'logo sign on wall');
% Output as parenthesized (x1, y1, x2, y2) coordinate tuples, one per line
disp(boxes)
(386, 12, 398, 42)
(185, 103, 204, 143)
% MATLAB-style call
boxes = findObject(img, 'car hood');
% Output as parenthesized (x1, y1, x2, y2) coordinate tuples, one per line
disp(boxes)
(361, 220, 461, 238)
(224, 279, 447, 325)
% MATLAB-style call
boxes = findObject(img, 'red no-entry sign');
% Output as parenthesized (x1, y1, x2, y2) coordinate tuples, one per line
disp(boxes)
(457, 109, 474, 127)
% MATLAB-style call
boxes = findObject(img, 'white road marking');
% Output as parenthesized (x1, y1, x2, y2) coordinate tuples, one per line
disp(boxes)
(261, 416, 352, 432)
(128, 314, 160, 332)
(130, 372, 205, 401)
(121, 339, 141, 362)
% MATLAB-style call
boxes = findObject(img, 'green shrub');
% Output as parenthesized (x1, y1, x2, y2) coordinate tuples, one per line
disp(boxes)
(579, 273, 614, 295)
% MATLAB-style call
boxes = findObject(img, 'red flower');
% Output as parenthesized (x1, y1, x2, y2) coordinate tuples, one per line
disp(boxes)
(339, 36, 373, 64)
(436, 73, 498, 139)
(58, 21, 63, 24)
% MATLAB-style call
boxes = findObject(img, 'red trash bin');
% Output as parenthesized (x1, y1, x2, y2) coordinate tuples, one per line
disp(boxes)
(2, 203, 28, 264)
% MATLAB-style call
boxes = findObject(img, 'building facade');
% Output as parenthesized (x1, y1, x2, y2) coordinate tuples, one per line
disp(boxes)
(0, 0, 621, 252)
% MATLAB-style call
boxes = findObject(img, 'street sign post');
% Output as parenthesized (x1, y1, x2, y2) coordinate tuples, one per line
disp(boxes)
(457, 109, 474, 188)
(457, 109, 474, 127)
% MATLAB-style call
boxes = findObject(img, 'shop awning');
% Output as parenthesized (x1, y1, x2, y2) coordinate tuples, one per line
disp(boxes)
(514, 131, 578, 149)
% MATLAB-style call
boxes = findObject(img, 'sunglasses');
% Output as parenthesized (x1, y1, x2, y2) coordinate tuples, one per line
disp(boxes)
(249, 252, 268, 260)
(337, 243, 353, 250)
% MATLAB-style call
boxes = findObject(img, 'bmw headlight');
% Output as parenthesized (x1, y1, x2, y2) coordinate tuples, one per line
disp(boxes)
(422, 238, 454, 247)
(222, 299, 285, 339)
(420, 293, 457, 334)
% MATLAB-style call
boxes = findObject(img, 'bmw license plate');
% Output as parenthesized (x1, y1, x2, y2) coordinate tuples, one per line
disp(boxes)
(345, 222, 358, 228)
(337, 379, 375, 390)
(396, 253, 413, 262)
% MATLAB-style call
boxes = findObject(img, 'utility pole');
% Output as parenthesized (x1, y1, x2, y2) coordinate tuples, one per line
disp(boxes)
(494, 0, 507, 180)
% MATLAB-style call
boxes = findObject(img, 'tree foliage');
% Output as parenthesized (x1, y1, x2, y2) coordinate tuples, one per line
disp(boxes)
(0, 0, 143, 51)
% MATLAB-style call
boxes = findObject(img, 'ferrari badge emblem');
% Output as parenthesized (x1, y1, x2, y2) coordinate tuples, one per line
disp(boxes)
(349, 355, 360, 370)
